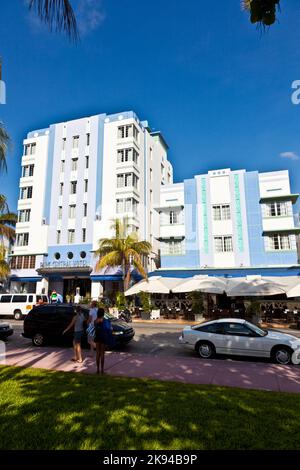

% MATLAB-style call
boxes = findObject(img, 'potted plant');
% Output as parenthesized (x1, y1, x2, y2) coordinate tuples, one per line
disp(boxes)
(187, 291, 205, 322)
(247, 301, 262, 324)
(139, 291, 152, 320)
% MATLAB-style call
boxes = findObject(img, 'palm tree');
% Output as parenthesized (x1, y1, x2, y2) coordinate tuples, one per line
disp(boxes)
(242, 0, 280, 27)
(0, 122, 10, 174)
(0, 195, 17, 245)
(28, 0, 79, 41)
(95, 219, 152, 291)
(0, 245, 10, 280)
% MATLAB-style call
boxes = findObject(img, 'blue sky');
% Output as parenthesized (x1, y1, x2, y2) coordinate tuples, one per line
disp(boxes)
(1, 0, 300, 211)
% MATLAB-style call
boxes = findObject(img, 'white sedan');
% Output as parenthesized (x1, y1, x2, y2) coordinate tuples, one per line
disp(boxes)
(179, 318, 300, 365)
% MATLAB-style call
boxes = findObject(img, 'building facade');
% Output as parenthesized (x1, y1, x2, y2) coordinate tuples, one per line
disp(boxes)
(9, 111, 173, 298)
(156, 168, 300, 277)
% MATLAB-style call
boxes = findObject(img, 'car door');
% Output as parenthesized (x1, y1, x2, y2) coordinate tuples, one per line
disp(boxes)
(221, 322, 266, 357)
(56, 306, 74, 341)
(194, 322, 226, 352)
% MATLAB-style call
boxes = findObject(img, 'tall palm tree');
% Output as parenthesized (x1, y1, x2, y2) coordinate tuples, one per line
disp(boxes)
(28, 0, 79, 41)
(95, 219, 152, 291)
(0, 122, 10, 174)
(242, 0, 280, 27)
(0, 195, 17, 244)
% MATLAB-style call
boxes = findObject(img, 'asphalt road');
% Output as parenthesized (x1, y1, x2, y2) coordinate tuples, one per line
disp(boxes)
(2, 318, 300, 363)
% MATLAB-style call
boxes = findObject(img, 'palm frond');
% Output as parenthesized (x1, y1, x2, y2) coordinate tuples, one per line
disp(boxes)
(95, 251, 122, 272)
(0, 123, 10, 174)
(0, 225, 16, 241)
(29, 0, 79, 41)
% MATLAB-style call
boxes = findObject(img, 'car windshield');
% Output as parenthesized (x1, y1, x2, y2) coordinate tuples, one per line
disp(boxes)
(245, 321, 267, 337)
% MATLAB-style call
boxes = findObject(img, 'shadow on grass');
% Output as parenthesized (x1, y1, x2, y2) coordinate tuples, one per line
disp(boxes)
(0, 365, 300, 450)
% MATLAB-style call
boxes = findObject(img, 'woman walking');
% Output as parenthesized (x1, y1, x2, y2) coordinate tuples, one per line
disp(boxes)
(63, 306, 85, 363)
(94, 307, 113, 374)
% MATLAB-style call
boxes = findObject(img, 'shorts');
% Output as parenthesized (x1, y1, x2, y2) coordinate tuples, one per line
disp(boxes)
(74, 330, 83, 343)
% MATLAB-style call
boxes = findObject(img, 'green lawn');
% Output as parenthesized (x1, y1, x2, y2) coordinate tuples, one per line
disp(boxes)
(0, 365, 300, 450)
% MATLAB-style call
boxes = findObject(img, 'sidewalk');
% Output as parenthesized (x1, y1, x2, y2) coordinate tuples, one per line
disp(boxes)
(3, 342, 300, 394)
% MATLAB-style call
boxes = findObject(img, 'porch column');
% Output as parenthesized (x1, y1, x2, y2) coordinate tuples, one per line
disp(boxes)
(91, 281, 103, 300)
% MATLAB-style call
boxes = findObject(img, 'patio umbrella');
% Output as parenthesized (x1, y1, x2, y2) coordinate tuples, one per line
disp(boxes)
(124, 276, 182, 296)
(285, 279, 300, 298)
(172, 275, 227, 294)
(225, 276, 287, 297)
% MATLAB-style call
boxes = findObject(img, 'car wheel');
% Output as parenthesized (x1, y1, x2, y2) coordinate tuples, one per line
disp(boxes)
(32, 333, 45, 347)
(272, 346, 292, 365)
(196, 341, 215, 359)
(14, 310, 23, 321)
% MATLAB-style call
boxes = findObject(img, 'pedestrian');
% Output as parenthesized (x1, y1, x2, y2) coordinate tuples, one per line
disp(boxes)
(94, 307, 113, 375)
(63, 306, 85, 363)
(50, 290, 58, 303)
(74, 292, 81, 304)
(87, 300, 98, 356)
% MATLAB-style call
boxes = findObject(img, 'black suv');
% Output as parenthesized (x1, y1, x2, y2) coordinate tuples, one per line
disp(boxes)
(22, 304, 135, 347)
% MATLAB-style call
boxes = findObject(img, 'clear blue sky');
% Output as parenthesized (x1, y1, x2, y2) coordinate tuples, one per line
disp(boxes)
(1, 0, 300, 211)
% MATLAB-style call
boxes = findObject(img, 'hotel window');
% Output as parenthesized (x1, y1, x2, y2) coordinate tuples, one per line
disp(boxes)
(214, 236, 233, 253)
(83, 203, 87, 217)
(18, 209, 31, 223)
(24, 143, 36, 156)
(213, 205, 231, 221)
(22, 255, 35, 269)
(69, 205, 76, 219)
(82, 228, 86, 243)
(68, 229, 75, 244)
(59, 183, 64, 195)
(71, 158, 78, 172)
(20, 186, 33, 199)
(56, 230, 61, 244)
(60, 160, 65, 173)
(84, 179, 88, 192)
(22, 165, 34, 177)
(267, 234, 294, 251)
(70, 181, 77, 195)
(118, 125, 139, 141)
(265, 202, 290, 217)
(58, 206, 62, 219)
(161, 239, 184, 255)
(85, 156, 89, 169)
(116, 199, 123, 213)
(62, 138, 66, 151)
(117, 173, 138, 189)
(72, 136, 79, 149)
(169, 210, 179, 225)
(16, 233, 29, 247)
(16, 256, 23, 269)
(86, 133, 90, 146)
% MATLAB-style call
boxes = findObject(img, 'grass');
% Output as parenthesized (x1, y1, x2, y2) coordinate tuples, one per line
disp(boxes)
(0, 365, 300, 450)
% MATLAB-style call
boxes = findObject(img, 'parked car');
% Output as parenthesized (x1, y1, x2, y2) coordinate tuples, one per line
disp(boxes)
(0, 294, 49, 320)
(0, 322, 13, 340)
(179, 318, 300, 365)
(22, 303, 135, 347)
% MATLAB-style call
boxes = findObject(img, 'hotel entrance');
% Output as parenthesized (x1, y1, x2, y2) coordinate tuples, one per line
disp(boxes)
(63, 278, 91, 301)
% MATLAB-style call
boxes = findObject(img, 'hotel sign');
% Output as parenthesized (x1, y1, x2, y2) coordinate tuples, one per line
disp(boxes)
(40, 260, 89, 269)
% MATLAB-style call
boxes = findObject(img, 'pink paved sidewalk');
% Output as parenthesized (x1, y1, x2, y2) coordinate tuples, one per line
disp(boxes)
(3, 342, 300, 394)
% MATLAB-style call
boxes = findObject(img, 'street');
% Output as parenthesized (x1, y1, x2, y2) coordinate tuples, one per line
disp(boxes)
(3, 318, 300, 361)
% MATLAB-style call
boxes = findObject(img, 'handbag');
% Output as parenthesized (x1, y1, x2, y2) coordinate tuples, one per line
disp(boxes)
(86, 323, 96, 340)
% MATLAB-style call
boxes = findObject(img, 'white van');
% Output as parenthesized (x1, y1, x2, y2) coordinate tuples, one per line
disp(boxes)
(0, 294, 49, 320)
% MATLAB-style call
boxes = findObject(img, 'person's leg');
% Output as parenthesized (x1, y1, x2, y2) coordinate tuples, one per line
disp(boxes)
(96, 343, 100, 373)
(77, 340, 83, 362)
(73, 339, 77, 361)
(100, 343, 105, 374)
